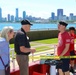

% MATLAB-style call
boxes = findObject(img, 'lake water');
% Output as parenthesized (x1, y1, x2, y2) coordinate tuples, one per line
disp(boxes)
(0, 23, 76, 31)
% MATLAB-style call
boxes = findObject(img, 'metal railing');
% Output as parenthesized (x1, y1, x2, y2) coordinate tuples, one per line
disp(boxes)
(10, 44, 76, 70)
(10, 44, 57, 70)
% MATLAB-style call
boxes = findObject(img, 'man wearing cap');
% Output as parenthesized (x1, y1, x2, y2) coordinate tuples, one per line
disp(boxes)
(14, 19, 36, 75)
(56, 21, 70, 75)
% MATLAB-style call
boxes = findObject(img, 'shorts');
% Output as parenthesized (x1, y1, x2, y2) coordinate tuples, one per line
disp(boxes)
(56, 59, 70, 72)
(70, 50, 75, 60)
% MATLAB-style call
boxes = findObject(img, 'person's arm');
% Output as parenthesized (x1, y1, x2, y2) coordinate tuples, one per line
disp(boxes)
(20, 46, 36, 53)
(17, 33, 36, 53)
(60, 43, 70, 56)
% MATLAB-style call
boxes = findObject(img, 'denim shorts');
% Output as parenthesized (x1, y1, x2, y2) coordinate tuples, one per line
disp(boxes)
(56, 59, 70, 72)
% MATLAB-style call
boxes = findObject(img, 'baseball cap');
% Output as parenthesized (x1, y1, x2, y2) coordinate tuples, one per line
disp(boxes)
(59, 21, 68, 27)
(21, 19, 33, 25)
(69, 27, 75, 31)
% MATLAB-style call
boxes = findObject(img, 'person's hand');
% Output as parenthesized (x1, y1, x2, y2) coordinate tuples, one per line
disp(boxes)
(30, 48, 36, 53)
(54, 55, 60, 60)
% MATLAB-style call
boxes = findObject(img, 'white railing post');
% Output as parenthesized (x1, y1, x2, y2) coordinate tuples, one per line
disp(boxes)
(32, 53, 34, 62)
(54, 45, 56, 55)
(11, 48, 15, 71)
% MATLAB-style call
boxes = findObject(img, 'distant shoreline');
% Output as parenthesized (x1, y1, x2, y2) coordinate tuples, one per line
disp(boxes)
(0, 21, 76, 24)
(0, 22, 75, 31)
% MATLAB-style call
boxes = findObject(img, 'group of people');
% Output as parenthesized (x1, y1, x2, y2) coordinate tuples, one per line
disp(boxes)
(56, 21, 76, 75)
(0, 20, 36, 75)
(0, 19, 76, 75)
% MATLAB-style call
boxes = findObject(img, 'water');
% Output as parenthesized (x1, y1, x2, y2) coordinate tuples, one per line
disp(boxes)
(0, 23, 76, 31)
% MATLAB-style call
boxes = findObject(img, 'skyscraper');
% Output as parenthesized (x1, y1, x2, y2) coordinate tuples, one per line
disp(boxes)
(69, 13, 74, 20)
(7, 14, 11, 21)
(11, 15, 14, 22)
(57, 9, 63, 20)
(0, 7, 2, 21)
(23, 11, 26, 20)
(15, 8, 19, 21)
(51, 12, 55, 20)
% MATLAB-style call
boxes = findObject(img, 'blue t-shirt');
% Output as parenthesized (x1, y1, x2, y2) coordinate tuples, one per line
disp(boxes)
(0, 37, 9, 70)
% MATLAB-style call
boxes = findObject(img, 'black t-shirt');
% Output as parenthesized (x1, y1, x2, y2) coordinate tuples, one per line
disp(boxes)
(14, 28, 30, 55)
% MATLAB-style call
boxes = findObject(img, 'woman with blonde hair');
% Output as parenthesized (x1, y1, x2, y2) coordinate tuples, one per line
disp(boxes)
(0, 26, 14, 75)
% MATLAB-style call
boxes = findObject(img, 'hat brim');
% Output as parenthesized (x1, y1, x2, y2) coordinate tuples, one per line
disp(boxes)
(30, 23, 33, 25)
(59, 21, 68, 27)
(22, 23, 33, 26)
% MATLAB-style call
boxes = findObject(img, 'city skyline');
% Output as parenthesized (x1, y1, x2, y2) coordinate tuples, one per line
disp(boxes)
(0, 7, 76, 19)
(0, 7, 76, 22)
(0, 0, 76, 19)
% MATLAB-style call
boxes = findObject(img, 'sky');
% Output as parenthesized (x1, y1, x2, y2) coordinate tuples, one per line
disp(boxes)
(0, 0, 76, 19)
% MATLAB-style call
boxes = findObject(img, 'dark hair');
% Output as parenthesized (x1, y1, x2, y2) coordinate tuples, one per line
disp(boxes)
(69, 27, 75, 31)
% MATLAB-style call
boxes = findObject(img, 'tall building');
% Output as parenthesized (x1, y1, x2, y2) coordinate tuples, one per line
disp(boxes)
(11, 15, 14, 22)
(73, 16, 76, 20)
(51, 12, 55, 20)
(15, 8, 19, 21)
(57, 9, 63, 20)
(63, 15, 67, 20)
(69, 13, 74, 20)
(23, 11, 26, 20)
(0, 7, 2, 21)
(7, 14, 11, 21)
